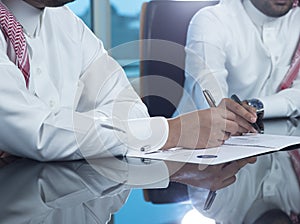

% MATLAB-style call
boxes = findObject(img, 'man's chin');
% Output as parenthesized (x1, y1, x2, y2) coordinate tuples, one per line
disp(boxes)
(267, 5, 293, 17)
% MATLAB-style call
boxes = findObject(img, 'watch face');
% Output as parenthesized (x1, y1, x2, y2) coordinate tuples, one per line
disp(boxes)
(248, 99, 264, 112)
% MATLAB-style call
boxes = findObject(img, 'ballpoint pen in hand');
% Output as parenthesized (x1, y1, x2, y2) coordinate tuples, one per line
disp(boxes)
(202, 89, 217, 210)
(230, 94, 261, 133)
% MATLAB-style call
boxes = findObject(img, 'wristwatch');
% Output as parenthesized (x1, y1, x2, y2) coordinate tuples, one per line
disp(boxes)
(247, 98, 264, 114)
(246, 98, 264, 133)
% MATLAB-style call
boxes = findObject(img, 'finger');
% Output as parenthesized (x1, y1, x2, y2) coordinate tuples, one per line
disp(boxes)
(221, 99, 258, 134)
(224, 99, 257, 123)
(235, 157, 257, 169)
(223, 120, 239, 135)
(242, 101, 257, 116)
(211, 176, 236, 191)
(220, 176, 237, 189)
(207, 139, 224, 148)
(219, 108, 236, 121)
(235, 114, 257, 133)
(221, 161, 242, 180)
(215, 108, 251, 135)
(236, 159, 250, 168)
(249, 157, 257, 163)
(244, 156, 257, 164)
(217, 131, 231, 142)
(223, 100, 257, 133)
(236, 126, 249, 135)
(212, 130, 231, 144)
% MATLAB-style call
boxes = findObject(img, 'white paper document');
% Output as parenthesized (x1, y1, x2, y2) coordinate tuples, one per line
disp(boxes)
(126, 134, 300, 165)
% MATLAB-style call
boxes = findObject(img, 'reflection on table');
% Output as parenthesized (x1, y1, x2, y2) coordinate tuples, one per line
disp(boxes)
(188, 118, 300, 224)
(0, 157, 170, 224)
(0, 118, 299, 224)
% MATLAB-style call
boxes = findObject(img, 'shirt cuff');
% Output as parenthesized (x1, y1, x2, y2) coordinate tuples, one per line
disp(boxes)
(258, 95, 288, 118)
(122, 117, 169, 152)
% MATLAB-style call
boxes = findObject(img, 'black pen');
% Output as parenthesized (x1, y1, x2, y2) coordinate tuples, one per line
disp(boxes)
(202, 89, 217, 210)
(230, 94, 261, 133)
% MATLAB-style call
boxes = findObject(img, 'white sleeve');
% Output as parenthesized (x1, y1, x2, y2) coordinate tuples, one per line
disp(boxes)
(184, 16, 229, 105)
(0, 5, 168, 161)
(0, 49, 168, 162)
(75, 53, 169, 159)
(259, 73, 300, 118)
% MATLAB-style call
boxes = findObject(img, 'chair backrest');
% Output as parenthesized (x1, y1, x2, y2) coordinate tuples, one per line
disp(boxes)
(140, 0, 219, 118)
(140, 0, 219, 204)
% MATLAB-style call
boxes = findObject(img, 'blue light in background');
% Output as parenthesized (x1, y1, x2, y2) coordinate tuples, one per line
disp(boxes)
(67, 0, 150, 17)
(67, 0, 90, 15)
(114, 189, 193, 224)
(67, 0, 91, 28)
(110, 0, 150, 16)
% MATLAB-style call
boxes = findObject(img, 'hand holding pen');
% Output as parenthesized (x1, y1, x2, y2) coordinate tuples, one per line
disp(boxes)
(203, 90, 257, 135)
(230, 94, 262, 134)
(218, 97, 258, 135)
(163, 94, 243, 150)
(202, 89, 257, 210)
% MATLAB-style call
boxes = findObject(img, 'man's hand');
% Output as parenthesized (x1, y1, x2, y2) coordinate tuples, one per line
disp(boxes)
(163, 98, 257, 150)
(218, 98, 257, 135)
(164, 108, 238, 149)
(166, 157, 256, 191)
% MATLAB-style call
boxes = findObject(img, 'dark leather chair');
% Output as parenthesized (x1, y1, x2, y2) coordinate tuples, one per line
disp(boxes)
(140, 0, 219, 203)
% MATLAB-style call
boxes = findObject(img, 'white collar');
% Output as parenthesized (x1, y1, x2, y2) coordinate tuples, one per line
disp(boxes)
(1, 0, 43, 37)
(243, 0, 276, 29)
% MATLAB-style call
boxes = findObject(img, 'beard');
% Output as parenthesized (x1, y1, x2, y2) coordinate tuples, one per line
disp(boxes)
(23, 0, 75, 8)
(250, 0, 294, 17)
(44, 0, 75, 7)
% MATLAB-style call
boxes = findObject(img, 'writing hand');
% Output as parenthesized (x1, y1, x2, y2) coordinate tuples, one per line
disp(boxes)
(163, 107, 240, 149)
(218, 98, 257, 135)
